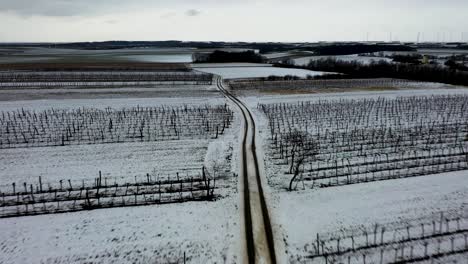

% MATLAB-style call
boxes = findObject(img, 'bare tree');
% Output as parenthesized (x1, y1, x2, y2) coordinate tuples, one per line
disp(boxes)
(283, 130, 319, 191)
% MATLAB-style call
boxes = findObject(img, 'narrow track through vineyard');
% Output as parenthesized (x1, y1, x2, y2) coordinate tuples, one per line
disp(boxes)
(216, 76, 278, 264)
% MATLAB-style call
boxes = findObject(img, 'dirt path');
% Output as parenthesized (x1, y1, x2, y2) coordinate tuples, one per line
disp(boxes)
(216, 76, 277, 264)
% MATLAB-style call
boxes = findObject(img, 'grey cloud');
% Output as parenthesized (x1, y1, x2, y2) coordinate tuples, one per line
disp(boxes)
(0, 0, 93, 16)
(105, 19, 119, 24)
(185, 9, 201, 17)
(0, 0, 465, 17)
(0, 0, 164, 16)
(0, 0, 233, 17)
(161, 12, 176, 19)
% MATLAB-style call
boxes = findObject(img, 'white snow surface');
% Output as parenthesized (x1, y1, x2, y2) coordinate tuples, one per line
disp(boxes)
(191, 63, 272, 68)
(0, 196, 239, 264)
(0, 140, 209, 188)
(244, 88, 468, 260)
(0, 96, 224, 112)
(0, 94, 241, 263)
(0, 84, 222, 101)
(263, 52, 293, 59)
(276, 171, 468, 260)
(0, 96, 235, 188)
(195, 66, 330, 79)
(242, 87, 468, 107)
(120, 54, 193, 63)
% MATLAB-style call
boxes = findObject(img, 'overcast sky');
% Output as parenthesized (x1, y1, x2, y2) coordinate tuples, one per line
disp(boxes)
(0, 0, 467, 42)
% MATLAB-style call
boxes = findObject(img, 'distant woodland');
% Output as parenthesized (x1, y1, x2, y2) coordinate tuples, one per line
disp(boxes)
(193, 50, 265, 63)
(275, 59, 468, 86)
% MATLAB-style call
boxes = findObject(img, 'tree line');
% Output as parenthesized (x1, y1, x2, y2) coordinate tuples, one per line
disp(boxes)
(275, 58, 468, 86)
(193, 50, 265, 63)
(311, 44, 414, 56)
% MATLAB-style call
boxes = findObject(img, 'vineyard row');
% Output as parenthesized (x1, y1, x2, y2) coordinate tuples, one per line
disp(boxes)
(0, 104, 234, 149)
(0, 168, 216, 218)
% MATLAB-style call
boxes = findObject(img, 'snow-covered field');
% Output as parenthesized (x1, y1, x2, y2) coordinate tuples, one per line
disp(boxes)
(0, 96, 237, 185)
(246, 88, 468, 262)
(263, 52, 294, 59)
(0, 94, 224, 110)
(192, 63, 272, 68)
(380, 49, 468, 59)
(0, 47, 196, 63)
(244, 85, 468, 101)
(0, 91, 241, 263)
(0, 47, 263, 64)
(291, 49, 468, 66)
(0, 140, 210, 187)
(417, 48, 468, 57)
(276, 171, 468, 262)
(246, 88, 468, 188)
(2, 50, 468, 263)
(0, 56, 58, 63)
(0, 84, 221, 101)
(12, 47, 195, 56)
(121, 54, 193, 63)
(196, 66, 330, 79)
(0, 196, 239, 263)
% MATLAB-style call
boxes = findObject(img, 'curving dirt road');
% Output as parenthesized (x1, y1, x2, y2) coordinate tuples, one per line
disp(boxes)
(216, 77, 277, 264)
